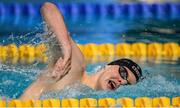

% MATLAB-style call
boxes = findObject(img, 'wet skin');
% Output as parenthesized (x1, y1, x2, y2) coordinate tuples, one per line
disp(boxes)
(20, 2, 137, 100)
(95, 65, 137, 90)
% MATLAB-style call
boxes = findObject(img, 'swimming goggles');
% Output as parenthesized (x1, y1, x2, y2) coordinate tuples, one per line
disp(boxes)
(119, 66, 130, 85)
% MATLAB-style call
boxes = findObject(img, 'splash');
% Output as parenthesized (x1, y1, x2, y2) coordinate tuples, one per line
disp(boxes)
(40, 73, 180, 99)
(0, 22, 62, 70)
(0, 22, 180, 99)
(0, 22, 63, 98)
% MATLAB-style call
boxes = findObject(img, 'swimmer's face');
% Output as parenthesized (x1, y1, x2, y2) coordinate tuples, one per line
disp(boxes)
(96, 65, 137, 91)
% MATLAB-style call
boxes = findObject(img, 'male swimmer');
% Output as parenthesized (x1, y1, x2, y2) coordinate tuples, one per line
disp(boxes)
(20, 2, 142, 100)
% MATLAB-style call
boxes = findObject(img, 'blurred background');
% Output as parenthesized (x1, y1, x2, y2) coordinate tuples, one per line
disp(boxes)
(1, 0, 180, 3)
(1, 0, 180, 44)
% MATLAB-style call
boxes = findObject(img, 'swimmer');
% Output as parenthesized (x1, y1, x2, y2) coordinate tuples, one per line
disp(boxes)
(20, 2, 142, 100)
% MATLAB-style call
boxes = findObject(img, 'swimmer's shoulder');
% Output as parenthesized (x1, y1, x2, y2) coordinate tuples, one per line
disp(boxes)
(71, 38, 86, 70)
(48, 37, 85, 91)
(46, 69, 84, 92)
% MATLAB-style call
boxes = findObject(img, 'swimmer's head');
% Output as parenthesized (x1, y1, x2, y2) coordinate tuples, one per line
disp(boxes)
(95, 58, 142, 91)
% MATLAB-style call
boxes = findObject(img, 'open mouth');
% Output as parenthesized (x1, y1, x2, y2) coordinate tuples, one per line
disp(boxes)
(108, 80, 116, 90)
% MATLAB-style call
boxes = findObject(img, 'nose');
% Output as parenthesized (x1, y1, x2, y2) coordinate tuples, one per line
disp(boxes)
(118, 79, 127, 85)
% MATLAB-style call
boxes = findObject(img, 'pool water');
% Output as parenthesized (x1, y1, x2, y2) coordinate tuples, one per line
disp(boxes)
(0, 26, 180, 99)
(0, 57, 180, 99)
(0, 3, 180, 99)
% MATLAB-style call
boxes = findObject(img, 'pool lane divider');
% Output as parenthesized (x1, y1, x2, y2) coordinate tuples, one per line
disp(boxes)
(0, 96, 179, 107)
(0, 43, 48, 64)
(1, 3, 180, 20)
(0, 42, 180, 64)
(78, 42, 180, 58)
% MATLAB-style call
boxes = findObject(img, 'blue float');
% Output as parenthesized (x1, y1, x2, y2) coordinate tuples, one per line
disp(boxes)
(22, 3, 36, 16)
(0, 3, 5, 23)
(0, 2, 180, 24)
(156, 3, 170, 19)
(170, 3, 180, 19)
(9, 3, 21, 16)
(129, 3, 143, 18)
(142, 3, 157, 18)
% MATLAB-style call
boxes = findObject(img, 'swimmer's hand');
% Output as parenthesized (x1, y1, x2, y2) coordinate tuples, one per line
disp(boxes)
(52, 50, 71, 81)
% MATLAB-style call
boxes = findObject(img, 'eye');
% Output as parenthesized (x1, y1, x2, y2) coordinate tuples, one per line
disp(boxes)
(119, 67, 128, 80)
(121, 72, 127, 79)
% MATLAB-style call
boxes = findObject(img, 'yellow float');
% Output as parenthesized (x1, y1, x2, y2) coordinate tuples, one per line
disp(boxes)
(6, 44, 19, 64)
(148, 43, 163, 57)
(80, 98, 97, 107)
(61, 98, 79, 107)
(98, 98, 116, 107)
(19, 44, 35, 64)
(0, 96, 179, 107)
(83, 43, 99, 57)
(116, 97, 134, 107)
(152, 97, 170, 107)
(0, 46, 7, 63)
(131, 43, 147, 57)
(0, 42, 179, 64)
(116, 43, 131, 57)
(163, 42, 179, 57)
(99, 43, 115, 56)
(135, 97, 152, 107)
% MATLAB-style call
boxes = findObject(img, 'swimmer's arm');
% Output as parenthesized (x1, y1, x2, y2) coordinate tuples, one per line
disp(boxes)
(41, 2, 71, 60)
(41, 2, 72, 79)
(20, 67, 55, 100)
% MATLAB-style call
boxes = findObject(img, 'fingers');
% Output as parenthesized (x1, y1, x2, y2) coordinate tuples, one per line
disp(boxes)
(51, 56, 71, 81)
(63, 59, 71, 72)
(53, 61, 71, 81)
(63, 56, 71, 70)
(58, 65, 71, 80)
(54, 57, 70, 74)
(52, 57, 63, 77)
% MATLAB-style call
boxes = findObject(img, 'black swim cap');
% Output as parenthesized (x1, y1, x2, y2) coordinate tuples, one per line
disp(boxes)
(108, 58, 142, 82)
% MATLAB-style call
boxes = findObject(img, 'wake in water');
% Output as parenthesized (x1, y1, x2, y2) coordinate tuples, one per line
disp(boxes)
(40, 64, 180, 99)
(40, 74, 180, 99)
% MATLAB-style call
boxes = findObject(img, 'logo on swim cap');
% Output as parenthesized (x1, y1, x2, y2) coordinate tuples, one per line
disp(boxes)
(132, 66, 141, 77)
